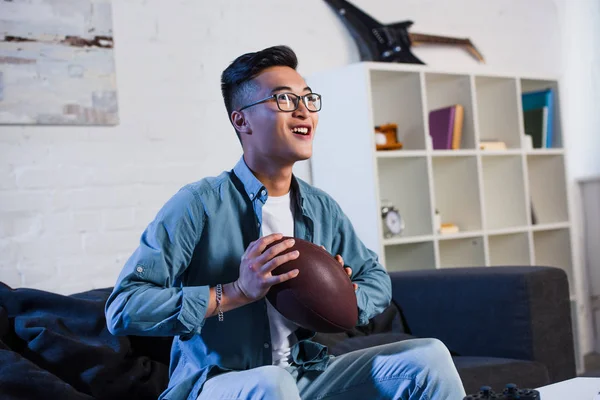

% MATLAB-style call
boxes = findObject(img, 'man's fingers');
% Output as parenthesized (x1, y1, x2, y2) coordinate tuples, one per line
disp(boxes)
(261, 249, 300, 275)
(258, 238, 296, 266)
(247, 233, 284, 260)
(266, 268, 300, 286)
(344, 267, 352, 277)
(256, 233, 285, 253)
(353, 283, 358, 291)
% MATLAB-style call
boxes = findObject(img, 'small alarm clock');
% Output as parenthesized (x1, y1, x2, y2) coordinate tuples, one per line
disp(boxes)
(381, 203, 405, 238)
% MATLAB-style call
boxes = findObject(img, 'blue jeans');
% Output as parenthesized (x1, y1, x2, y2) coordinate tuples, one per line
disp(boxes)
(197, 338, 466, 400)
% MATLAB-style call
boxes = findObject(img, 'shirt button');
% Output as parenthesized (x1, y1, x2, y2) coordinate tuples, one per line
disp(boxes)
(136, 266, 143, 273)
(257, 222, 260, 227)
(261, 189, 266, 196)
(249, 193, 254, 199)
(264, 342, 270, 349)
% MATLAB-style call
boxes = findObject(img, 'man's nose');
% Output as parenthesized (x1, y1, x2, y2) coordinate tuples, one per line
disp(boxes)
(293, 100, 310, 118)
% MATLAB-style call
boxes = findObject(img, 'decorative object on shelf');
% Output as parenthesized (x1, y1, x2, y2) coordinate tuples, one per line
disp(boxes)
(375, 123, 403, 150)
(522, 88, 554, 149)
(480, 140, 507, 150)
(0, 0, 119, 125)
(439, 223, 459, 234)
(323, 0, 485, 65)
(428, 104, 464, 150)
(381, 201, 405, 238)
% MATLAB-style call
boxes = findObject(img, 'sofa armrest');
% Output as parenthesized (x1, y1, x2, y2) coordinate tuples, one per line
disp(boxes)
(389, 266, 576, 382)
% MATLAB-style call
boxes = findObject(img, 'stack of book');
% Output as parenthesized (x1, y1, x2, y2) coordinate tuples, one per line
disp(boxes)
(428, 104, 464, 150)
(479, 140, 507, 150)
(522, 88, 554, 149)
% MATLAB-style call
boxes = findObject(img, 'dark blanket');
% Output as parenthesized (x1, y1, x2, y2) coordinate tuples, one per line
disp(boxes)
(0, 283, 171, 400)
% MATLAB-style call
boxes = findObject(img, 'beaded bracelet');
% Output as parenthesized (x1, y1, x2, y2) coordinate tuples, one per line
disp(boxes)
(215, 284, 224, 322)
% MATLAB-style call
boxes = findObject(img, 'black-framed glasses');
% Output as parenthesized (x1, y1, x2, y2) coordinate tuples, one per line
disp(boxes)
(238, 92, 322, 112)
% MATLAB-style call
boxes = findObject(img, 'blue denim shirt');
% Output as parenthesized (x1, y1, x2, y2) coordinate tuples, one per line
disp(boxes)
(105, 157, 391, 400)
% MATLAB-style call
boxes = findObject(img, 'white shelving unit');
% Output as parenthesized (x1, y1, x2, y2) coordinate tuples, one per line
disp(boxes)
(307, 62, 587, 371)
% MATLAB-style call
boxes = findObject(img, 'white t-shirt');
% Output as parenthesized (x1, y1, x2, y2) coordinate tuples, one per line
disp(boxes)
(261, 191, 299, 367)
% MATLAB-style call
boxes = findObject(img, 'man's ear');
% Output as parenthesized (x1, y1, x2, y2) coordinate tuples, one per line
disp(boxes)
(231, 111, 252, 135)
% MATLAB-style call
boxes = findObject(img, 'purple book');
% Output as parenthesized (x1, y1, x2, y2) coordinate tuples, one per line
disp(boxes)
(429, 106, 456, 150)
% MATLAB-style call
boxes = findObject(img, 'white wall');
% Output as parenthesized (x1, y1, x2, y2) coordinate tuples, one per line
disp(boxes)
(558, 0, 600, 358)
(559, 0, 600, 181)
(0, 0, 597, 295)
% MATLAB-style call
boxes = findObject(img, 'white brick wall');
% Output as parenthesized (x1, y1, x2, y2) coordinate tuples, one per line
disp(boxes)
(0, 0, 597, 295)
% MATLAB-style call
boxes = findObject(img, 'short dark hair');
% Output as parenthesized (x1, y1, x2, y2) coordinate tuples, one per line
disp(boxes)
(221, 45, 298, 137)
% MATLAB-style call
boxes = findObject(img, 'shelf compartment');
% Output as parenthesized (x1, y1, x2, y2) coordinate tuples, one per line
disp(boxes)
(424, 73, 476, 150)
(377, 156, 433, 237)
(369, 70, 426, 150)
(438, 236, 485, 268)
(384, 241, 436, 272)
(520, 79, 562, 149)
(527, 154, 569, 225)
(488, 232, 531, 266)
(533, 228, 574, 294)
(474, 77, 521, 148)
(431, 155, 482, 233)
(481, 155, 528, 230)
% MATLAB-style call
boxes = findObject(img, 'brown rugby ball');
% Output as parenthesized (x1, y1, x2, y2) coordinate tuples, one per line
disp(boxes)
(265, 237, 358, 333)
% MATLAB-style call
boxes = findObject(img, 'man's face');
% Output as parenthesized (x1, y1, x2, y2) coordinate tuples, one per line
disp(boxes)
(237, 66, 319, 167)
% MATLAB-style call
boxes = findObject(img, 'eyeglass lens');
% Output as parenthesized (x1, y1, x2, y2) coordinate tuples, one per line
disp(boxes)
(276, 93, 320, 111)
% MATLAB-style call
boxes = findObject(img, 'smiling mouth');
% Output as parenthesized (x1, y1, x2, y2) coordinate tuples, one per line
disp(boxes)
(291, 127, 310, 136)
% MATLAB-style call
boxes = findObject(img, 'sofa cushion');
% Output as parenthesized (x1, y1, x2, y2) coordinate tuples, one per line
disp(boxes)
(454, 356, 550, 394)
(389, 267, 576, 383)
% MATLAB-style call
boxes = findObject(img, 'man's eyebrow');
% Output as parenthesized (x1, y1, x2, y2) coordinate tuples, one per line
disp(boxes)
(270, 86, 312, 94)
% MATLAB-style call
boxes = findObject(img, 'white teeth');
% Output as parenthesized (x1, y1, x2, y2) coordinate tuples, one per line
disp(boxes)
(292, 127, 309, 135)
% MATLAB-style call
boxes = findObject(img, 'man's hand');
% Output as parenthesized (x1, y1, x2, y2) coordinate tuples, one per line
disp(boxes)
(322, 246, 358, 291)
(235, 233, 300, 301)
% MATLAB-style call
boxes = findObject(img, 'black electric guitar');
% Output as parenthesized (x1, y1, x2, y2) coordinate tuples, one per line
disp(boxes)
(324, 0, 484, 65)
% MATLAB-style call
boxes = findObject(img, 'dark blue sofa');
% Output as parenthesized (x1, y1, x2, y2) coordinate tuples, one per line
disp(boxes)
(0, 266, 576, 398)
(314, 266, 577, 394)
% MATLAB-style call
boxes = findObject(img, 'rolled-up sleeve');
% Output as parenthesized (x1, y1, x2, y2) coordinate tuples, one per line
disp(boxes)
(105, 186, 210, 337)
(331, 202, 392, 326)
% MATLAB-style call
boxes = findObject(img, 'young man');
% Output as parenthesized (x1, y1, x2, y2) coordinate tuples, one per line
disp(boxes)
(105, 45, 466, 400)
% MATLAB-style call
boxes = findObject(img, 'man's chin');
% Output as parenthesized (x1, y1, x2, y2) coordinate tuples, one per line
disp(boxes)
(294, 152, 312, 162)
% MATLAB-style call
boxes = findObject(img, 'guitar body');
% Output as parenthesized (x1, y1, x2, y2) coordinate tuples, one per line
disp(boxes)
(325, 0, 425, 64)
(324, 0, 484, 65)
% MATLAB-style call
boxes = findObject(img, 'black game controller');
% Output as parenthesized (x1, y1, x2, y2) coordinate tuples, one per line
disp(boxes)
(464, 383, 541, 399)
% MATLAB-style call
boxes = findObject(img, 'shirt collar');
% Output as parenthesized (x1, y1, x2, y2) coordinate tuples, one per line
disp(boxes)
(232, 156, 305, 210)
(290, 173, 305, 211)
(233, 156, 266, 202)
